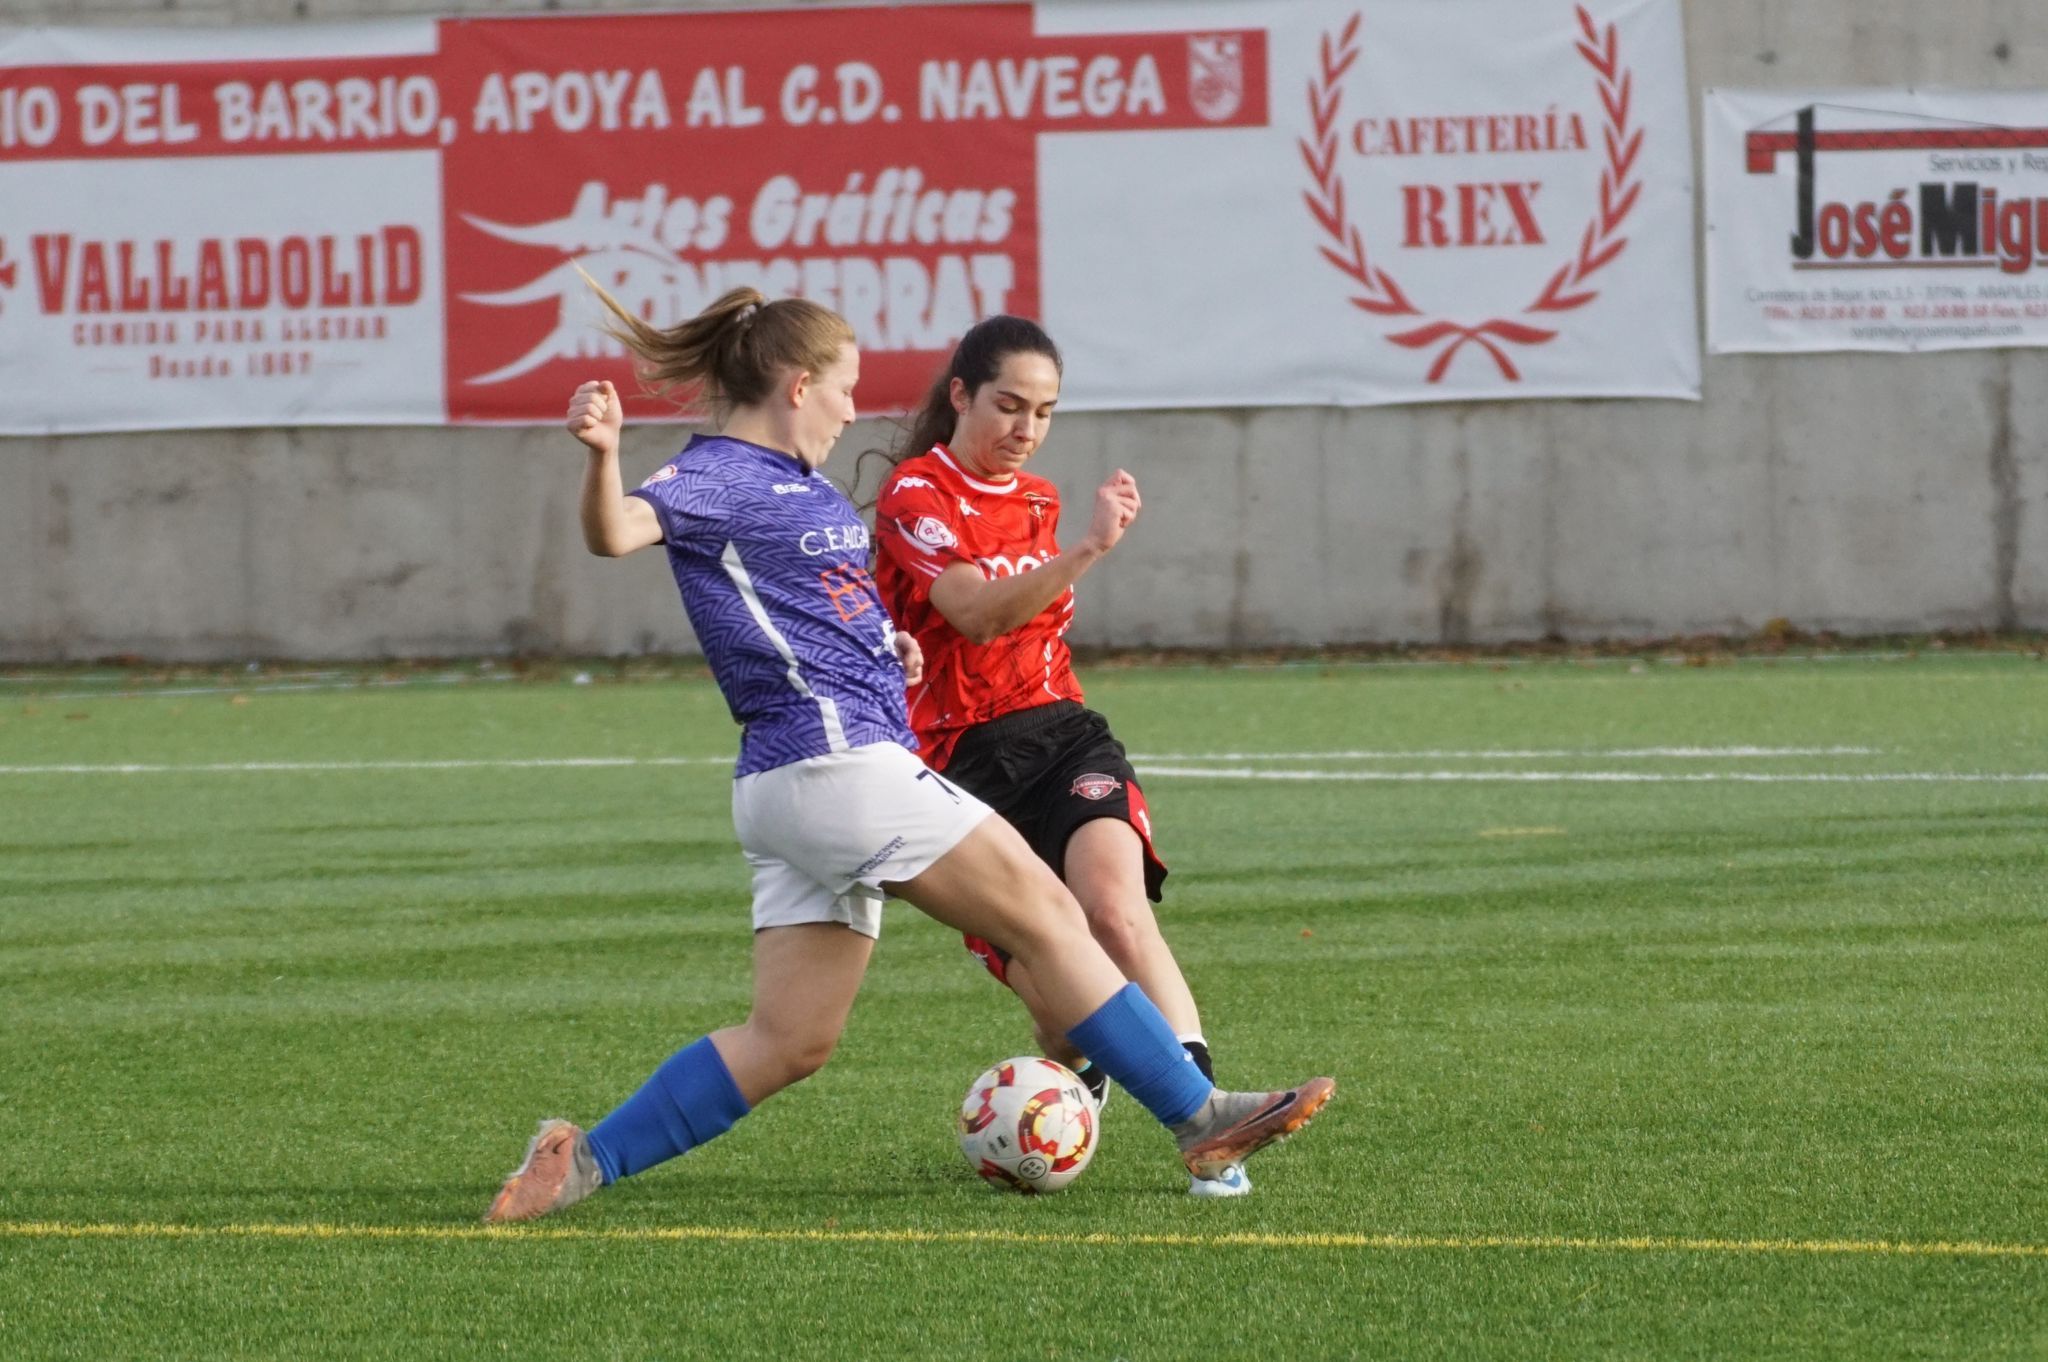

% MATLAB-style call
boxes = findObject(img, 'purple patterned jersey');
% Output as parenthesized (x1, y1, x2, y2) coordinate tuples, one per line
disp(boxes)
(629, 434, 915, 776)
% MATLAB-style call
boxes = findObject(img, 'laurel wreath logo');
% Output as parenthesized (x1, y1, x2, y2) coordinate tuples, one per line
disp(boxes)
(1300, 6, 1642, 382)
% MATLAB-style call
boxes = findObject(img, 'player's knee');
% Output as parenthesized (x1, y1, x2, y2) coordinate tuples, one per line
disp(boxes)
(785, 1035, 839, 1083)
(1081, 898, 1159, 964)
(749, 1017, 843, 1087)
(1002, 882, 1090, 961)
(769, 1034, 837, 1087)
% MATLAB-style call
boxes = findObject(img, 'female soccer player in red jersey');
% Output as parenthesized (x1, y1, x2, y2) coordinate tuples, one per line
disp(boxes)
(869, 317, 1254, 1196)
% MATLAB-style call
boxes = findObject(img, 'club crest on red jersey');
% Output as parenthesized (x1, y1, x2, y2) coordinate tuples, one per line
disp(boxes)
(911, 515, 958, 549)
(1071, 773, 1122, 801)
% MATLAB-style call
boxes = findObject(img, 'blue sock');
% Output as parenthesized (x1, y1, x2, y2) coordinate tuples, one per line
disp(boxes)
(586, 1036, 751, 1183)
(1066, 983, 1214, 1126)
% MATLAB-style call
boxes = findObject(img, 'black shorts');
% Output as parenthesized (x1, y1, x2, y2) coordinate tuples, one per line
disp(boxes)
(941, 700, 1168, 902)
(946, 701, 1168, 987)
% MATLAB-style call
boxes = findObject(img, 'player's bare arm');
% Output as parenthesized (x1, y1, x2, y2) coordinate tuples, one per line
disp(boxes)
(569, 379, 663, 557)
(925, 470, 1141, 644)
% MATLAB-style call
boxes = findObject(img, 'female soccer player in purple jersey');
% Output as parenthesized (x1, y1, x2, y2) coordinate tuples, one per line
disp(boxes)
(484, 285, 1332, 1222)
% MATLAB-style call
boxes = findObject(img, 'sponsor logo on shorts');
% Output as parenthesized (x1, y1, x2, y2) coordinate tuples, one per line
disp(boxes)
(1071, 773, 1122, 801)
(851, 835, 908, 878)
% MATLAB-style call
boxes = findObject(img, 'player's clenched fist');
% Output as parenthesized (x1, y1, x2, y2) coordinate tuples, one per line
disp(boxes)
(1106, 469, 1141, 528)
(567, 380, 623, 456)
(1083, 468, 1142, 555)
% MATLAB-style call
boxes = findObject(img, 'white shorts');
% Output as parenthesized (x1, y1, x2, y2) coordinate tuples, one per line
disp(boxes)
(732, 742, 994, 940)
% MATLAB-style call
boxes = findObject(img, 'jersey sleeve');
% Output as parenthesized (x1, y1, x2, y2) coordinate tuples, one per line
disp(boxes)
(627, 459, 730, 553)
(875, 473, 977, 600)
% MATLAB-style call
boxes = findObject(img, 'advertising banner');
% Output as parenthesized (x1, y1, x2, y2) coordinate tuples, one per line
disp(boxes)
(0, 1, 1697, 434)
(1707, 88, 2048, 353)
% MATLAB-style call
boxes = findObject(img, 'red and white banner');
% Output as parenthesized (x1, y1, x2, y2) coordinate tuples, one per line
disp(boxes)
(0, 1, 1696, 435)
(1708, 89, 2048, 353)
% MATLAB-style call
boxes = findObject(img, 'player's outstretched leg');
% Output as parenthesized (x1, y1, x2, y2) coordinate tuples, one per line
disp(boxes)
(893, 820, 1336, 1184)
(485, 1118, 604, 1224)
(1171, 1078, 1337, 1180)
(481, 1031, 753, 1225)
(1064, 980, 1335, 1177)
(483, 923, 869, 1224)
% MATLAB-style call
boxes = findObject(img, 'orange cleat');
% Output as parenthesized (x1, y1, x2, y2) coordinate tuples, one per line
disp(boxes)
(1176, 1078, 1335, 1181)
(484, 1118, 603, 1224)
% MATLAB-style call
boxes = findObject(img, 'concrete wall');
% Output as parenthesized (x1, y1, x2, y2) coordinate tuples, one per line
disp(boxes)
(3, 0, 2044, 660)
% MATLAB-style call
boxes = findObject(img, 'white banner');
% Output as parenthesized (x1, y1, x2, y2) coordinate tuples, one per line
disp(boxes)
(0, 0, 1698, 435)
(1051, 0, 1698, 408)
(1707, 88, 2048, 354)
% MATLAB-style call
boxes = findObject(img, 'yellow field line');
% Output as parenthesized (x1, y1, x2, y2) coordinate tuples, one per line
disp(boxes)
(2, 1221, 2042, 1259)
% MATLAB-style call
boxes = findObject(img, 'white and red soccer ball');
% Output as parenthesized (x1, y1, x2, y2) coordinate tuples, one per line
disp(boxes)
(957, 1057, 1097, 1194)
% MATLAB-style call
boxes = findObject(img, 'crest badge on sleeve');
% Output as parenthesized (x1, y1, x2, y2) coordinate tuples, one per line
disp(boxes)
(912, 515, 959, 549)
(1187, 36, 1244, 124)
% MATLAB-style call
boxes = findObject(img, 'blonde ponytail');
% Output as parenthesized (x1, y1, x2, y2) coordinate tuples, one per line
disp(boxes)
(579, 268, 853, 417)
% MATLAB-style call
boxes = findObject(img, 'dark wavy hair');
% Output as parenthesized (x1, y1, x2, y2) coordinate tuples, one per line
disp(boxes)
(856, 315, 1062, 503)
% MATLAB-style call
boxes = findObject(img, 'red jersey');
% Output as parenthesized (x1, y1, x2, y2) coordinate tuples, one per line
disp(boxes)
(872, 444, 1085, 770)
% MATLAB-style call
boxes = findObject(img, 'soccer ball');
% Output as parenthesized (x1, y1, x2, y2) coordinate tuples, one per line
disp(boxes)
(957, 1056, 1098, 1194)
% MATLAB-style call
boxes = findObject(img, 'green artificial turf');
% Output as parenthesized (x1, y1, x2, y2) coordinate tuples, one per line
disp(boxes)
(0, 654, 2043, 1359)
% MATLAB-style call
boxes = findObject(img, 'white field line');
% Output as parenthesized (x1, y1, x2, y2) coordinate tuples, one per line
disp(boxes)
(6, 647, 2026, 693)
(0, 757, 733, 775)
(1230, 651, 1930, 670)
(1142, 767, 2048, 784)
(0, 746, 1882, 776)
(1128, 747, 1884, 760)
(20, 674, 519, 701)
(0, 669, 352, 686)
(0, 754, 2040, 784)
(0, 653, 1929, 686)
